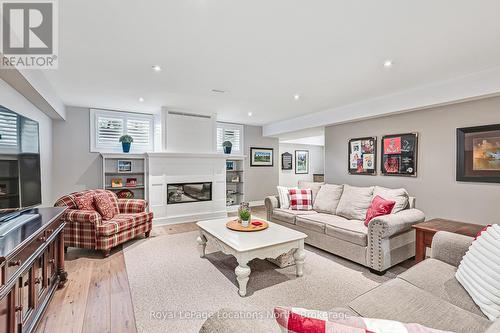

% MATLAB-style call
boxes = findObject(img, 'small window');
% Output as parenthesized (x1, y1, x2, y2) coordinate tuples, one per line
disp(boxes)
(90, 109, 154, 152)
(216, 122, 243, 154)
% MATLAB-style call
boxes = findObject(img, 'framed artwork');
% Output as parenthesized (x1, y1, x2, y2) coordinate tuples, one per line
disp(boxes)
(295, 150, 309, 174)
(457, 123, 500, 183)
(226, 161, 235, 170)
(381, 133, 418, 176)
(281, 152, 293, 170)
(111, 178, 123, 188)
(250, 147, 274, 167)
(348, 137, 377, 175)
(117, 160, 132, 173)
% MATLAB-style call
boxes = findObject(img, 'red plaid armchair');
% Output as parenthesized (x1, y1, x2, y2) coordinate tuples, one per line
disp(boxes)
(54, 189, 153, 257)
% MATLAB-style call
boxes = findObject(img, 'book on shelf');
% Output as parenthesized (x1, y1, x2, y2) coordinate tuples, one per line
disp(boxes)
(111, 178, 123, 188)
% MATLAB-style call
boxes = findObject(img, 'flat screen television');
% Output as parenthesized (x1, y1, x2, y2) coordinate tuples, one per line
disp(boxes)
(0, 106, 41, 221)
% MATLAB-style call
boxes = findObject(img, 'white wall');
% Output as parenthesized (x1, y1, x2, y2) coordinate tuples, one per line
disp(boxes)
(279, 143, 324, 187)
(0, 79, 54, 206)
(164, 110, 216, 153)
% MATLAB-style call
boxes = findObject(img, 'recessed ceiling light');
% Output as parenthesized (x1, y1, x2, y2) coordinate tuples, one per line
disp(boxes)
(138, 97, 144, 102)
(152, 65, 162, 72)
(294, 94, 300, 100)
(211, 89, 225, 93)
(383, 60, 393, 68)
(247, 112, 253, 117)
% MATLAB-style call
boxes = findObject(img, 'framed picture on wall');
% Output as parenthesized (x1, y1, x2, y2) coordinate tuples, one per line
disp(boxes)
(381, 133, 418, 176)
(457, 123, 500, 183)
(348, 137, 377, 175)
(295, 150, 309, 174)
(250, 147, 274, 167)
(281, 152, 293, 170)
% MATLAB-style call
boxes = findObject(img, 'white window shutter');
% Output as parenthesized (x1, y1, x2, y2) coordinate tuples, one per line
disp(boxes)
(97, 116, 124, 147)
(127, 118, 152, 147)
(216, 122, 243, 153)
(0, 108, 19, 148)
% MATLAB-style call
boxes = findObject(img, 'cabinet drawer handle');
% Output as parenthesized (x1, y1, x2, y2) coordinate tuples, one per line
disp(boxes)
(15, 305, 22, 312)
(38, 236, 47, 242)
(34, 277, 42, 284)
(8, 260, 21, 267)
(48, 259, 55, 264)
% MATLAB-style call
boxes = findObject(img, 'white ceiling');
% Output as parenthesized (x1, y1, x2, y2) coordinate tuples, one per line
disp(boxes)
(45, 0, 500, 127)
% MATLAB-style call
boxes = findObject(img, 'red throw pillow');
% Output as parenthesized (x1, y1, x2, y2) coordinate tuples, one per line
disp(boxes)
(289, 189, 313, 211)
(75, 192, 95, 211)
(364, 195, 396, 226)
(93, 193, 117, 220)
(475, 224, 492, 240)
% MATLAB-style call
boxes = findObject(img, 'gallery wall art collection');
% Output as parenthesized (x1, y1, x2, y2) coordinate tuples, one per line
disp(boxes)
(348, 133, 418, 177)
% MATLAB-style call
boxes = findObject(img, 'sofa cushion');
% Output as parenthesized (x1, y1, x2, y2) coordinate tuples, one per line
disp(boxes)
(74, 192, 95, 211)
(313, 184, 344, 214)
(277, 186, 296, 209)
(97, 211, 153, 236)
(336, 185, 374, 220)
(289, 189, 313, 211)
(373, 186, 409, 214)
(349, 278, 491, 333)
(298, 181, 324, 202)
(399, 258, 484, 317)
(272, 208, 317, 225)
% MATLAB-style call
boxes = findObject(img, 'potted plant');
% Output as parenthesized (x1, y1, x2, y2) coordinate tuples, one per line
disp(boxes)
(119, 135, 134, 153)
(222, 140, 232, 154)
(239, 209, 251, 228)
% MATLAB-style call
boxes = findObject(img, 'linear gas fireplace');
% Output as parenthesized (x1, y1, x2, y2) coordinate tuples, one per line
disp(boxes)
(167, 182, 212, 204)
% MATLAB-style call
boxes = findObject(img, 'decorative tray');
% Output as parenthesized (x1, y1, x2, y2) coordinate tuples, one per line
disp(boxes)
(226, 219, 269, 232)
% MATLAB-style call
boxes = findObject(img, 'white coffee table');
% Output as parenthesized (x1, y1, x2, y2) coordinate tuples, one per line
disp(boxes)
(196, 218, 307, 297)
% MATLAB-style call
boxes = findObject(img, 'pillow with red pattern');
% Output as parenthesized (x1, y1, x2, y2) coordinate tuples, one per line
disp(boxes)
(364, 195, 396, 226)
(274, 306, 452, 333)
(289, 189, 313, 211)
(75, 192, 95, 211)
(93, 193, 116, 220)
(475, 224, 492, 240)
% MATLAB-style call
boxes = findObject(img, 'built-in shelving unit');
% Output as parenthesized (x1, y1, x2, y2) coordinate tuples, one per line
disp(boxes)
(225, 155, 246, 211)
(101, 153, 147, 200)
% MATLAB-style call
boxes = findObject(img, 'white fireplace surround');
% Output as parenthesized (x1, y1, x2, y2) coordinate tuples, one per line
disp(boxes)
(147, 152, 229, 224)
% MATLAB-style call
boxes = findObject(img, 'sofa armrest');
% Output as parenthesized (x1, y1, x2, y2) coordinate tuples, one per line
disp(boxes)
(199, 308, 267, 333)
(65, 209, 102, 225)
(117, 198, 148, 214)
(431, 231, 473, 267)
(264, 195, 280, 221)
(368, 209, 425, 238)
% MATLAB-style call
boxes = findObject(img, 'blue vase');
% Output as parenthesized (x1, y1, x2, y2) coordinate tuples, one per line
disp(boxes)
(122, 142, 131, 153)
(223, 146, 232, 154)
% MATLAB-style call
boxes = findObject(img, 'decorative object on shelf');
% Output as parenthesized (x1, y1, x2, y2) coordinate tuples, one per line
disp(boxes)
(457, 123, 500, 183)
(281, 152, 293, 170)
(117, 160, 132, 173)
(111, 178, 123, 188)
(119, 134, 134, 153)
(222, 140, 233, 154)
(381, 133, 418, 176)
(250, 147, 274, 167)
(237, 202, 251, 221)
(126, 178, 137, 187)
(348, 137, 377, 175)
(226, 218, 269, 232)
(295, 150, 309, 174)
(231, 175, 240, 182)
(226, 160, 235, 170)
(116, 189, 134, 199)
(226, 197, 235, 206)
(239, 209, 251, 227)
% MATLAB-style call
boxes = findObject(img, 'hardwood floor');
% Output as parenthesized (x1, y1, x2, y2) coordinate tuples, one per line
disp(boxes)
(35, 207, 267, 333)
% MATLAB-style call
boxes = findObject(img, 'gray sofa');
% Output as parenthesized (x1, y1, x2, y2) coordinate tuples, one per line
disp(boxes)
(199, 232, 499, 333)
(265, 182, 425, 273)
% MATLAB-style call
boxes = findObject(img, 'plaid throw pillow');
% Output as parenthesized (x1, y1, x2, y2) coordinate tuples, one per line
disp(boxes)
(289, 189, 313, 211)
(94, 193, 117, 220)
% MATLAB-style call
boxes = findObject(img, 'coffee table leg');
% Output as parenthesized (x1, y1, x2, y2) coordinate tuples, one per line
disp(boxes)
(197, 232, 207, 258)
(235, 259, 251, 297)
(294, 242, 305, 277)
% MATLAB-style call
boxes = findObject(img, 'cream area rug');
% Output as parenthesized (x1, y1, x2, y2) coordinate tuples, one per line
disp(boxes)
(123, 231, 404, 333)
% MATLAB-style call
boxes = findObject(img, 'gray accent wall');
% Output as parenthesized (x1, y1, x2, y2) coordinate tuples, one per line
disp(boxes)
(52, 106, 101, 199)
(244, 125, 279, 202)
(325, 95, 500, 225)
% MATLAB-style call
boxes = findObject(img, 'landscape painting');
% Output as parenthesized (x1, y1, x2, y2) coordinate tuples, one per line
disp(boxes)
(473, 137, 500, 170)
(250, 147, 274, 167)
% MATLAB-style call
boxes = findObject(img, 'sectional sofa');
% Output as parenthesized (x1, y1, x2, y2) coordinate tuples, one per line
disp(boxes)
(265, 182, 425, 273)
(199, 232, 499, 333)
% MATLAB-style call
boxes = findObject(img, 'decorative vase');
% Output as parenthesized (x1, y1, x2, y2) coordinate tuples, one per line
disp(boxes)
(238, 202, 251, 222)
(223, 146, 232, 154)
(122, 142, 131, 153)
(241, 219, 249, 227)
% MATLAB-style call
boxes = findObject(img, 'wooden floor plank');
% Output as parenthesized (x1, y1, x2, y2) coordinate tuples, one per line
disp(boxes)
(82, 259, 111, 333)
(110, 252, 137, 333)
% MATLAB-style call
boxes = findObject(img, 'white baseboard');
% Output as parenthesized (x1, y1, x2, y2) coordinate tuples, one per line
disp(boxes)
(152, 210, 227, 225)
